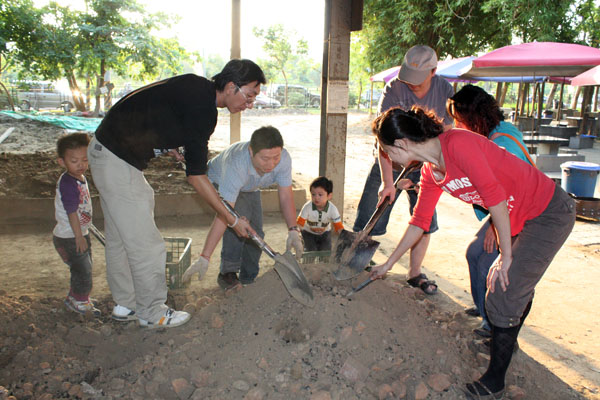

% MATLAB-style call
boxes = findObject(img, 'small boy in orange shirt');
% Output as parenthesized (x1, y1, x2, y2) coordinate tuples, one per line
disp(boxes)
(296, 176, 344, 251)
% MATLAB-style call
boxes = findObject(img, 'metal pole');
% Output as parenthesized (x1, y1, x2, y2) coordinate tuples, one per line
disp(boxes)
(230, 0, 241, 144)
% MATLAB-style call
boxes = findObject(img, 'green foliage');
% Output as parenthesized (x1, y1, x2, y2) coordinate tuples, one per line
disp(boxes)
(361, 0, 593, 75)
(1, 0, 198, 111)
(253, 24, 319, 103)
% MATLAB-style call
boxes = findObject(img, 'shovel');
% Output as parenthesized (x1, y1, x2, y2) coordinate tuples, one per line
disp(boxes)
(332, 161, 422, 280)
(219, 197, 315, 307)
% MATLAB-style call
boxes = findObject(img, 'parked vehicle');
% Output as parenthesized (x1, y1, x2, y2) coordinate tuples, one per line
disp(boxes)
(17, 81, 75, 112)
(254, 93, 281, 109)
(268, 84, 320, 108)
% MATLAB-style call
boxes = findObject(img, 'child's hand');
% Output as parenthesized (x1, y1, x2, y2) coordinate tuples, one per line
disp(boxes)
(75, 235, 88, 253)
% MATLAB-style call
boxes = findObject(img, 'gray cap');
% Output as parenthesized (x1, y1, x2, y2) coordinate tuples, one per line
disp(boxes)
(397, 45, 438, 85)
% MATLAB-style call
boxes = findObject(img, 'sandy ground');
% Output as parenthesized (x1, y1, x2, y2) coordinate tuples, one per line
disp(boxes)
(0, 110, 599, 399)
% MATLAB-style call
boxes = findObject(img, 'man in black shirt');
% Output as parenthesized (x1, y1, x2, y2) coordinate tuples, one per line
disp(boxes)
(88, 59, 265, 328)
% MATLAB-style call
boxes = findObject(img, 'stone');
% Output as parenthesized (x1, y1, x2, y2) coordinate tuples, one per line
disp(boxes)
(377, 384, 393, 399)
(355, 321, 366, 333)
(477, 352, 491, 364)
(291, 361, 303, 380)
(426, 373, 451, 392)
(339, 356, 369, 383)
(182, 303, 196, 314)
(190, 370, 211, 387)
(391, 381, 406, 398)
(244, 387, 266, 400)
(100, 325, 112, 337)
(506, 385, 526, 400)
(414, 382, 429, 400)
(233, 380, 250, 391)
(339, 326, 353, 342)
(257, 357, 269, 370)
(171, 378, 194, 400)
(67, 384, 82, 398)
(211, 314, 224, 329)
(310, 390, 332, 400)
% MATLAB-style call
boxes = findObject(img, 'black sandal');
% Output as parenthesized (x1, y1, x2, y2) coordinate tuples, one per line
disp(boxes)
(463, 380, 505, 399)
(406, 273, 438, 295)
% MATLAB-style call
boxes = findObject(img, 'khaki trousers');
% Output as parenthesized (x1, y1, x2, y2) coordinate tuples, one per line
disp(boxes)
(88, 137, 168, 322)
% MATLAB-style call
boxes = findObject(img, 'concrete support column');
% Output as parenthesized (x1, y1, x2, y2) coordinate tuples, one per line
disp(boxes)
(230, 0, 241, 144)
(319, 0, 352, 218)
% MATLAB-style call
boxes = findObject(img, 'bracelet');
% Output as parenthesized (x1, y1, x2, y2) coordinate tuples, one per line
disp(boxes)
(227, 215, 239, 228)
(288, 226, 300, 232)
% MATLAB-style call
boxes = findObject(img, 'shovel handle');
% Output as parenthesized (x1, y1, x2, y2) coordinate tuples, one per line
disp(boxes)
(361, 161, 422, 236)
(219, 196, 277, 258)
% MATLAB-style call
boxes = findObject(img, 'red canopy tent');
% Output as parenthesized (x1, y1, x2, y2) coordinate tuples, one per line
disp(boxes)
(461, 42, 600, 78)
(571, 65, 600, 86)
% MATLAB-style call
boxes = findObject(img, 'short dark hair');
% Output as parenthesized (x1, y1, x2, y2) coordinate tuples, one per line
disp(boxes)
(310, 176, 333, 194)
(250, 126, 284, 154)
(447, 84, 504, 136)
(373, 106, 444, 145)
(212, 59, 266, 91)
(56, 133, 90, 158)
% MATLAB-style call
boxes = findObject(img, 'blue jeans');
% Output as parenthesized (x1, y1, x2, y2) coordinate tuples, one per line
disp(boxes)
(465, 219, 498, 329)
(353, 161, 438, 235)
(53, 235, 93, 298)
(220, 190, 264, 284)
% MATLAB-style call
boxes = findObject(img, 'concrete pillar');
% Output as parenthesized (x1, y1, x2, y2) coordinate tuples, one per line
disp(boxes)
(319, 0, 352, 218)
(230, 0, 241, 144)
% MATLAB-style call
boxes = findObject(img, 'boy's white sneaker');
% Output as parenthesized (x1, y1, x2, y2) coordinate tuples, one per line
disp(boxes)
(65, 295, 101, 317)
(138, 308, 190, 329)
(111, 304, 137, 321)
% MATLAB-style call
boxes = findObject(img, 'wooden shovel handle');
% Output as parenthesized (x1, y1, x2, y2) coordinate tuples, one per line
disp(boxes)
(361, 161, 423, 236)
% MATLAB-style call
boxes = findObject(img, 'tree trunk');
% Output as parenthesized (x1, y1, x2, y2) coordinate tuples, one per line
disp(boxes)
(499, 83, 509, 107)
(571, 86, 581, 111)
(93, 60, 106, 117)
(66, 71, 86, 111)
(546, 83, 558, 110)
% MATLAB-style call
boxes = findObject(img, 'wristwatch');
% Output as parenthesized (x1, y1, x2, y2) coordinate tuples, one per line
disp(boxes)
(288, 226, 301, 232)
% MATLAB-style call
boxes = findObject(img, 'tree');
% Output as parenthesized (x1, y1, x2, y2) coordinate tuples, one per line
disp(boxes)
(0, 0, 197, 112)
(349, 32, 374, 110)
(361, 0, 584, 75)
(253, 24, 308, 106)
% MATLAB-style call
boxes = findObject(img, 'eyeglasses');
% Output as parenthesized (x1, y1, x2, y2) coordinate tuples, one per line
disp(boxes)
(235, 85, 255, 105)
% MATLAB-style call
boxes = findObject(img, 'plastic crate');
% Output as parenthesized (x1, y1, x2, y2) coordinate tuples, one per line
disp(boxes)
(301, 250, 331, 264)
(165, 237, 192, 289)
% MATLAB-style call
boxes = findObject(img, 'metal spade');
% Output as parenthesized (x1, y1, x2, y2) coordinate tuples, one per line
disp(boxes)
(220, 197, 314, 307)
(332, 161, 422, 280)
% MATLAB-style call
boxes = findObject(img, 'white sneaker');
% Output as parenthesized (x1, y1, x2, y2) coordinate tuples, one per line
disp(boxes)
(65, 295, 101, 317)
(111, 304, 137, 321)
(138, 308, 191, 329)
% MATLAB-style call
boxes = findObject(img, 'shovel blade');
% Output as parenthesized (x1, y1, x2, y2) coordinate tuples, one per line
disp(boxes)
(273, 251, 315, 307)
(332, 229, 380, 280)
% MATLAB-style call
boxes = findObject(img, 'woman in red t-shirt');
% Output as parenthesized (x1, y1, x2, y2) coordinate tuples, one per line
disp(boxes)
(370, 106, 575, 399)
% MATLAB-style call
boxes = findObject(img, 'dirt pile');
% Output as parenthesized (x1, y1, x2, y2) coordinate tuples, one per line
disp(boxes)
(0, 262, 580, 400)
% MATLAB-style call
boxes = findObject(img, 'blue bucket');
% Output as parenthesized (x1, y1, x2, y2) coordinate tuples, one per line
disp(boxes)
(561, 162, 600, 197)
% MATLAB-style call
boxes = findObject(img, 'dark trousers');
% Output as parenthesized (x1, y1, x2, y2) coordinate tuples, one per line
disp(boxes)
(301, 230, 332, 251)
(53, 235, 93, 298)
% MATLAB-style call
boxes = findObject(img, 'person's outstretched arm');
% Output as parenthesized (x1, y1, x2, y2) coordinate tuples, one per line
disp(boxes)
(187, 174, 253, 238)
(370, 224, 424, 278)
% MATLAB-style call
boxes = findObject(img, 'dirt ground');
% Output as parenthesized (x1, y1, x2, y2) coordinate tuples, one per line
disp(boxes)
(0, 110, 599, 400)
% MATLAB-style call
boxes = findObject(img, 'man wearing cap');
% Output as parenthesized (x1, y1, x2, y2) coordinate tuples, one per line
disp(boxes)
(353, 45, 454, 295)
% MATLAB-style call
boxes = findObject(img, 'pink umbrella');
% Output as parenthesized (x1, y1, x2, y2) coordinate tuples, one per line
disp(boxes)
(570, 65, 600, 86)
(370, 66, 400, 83)
(462, 42, 600, 78)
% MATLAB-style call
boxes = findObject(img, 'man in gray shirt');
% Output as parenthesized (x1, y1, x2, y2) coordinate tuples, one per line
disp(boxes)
(353, 45, 454, 295)
(182, 126, 303, 291)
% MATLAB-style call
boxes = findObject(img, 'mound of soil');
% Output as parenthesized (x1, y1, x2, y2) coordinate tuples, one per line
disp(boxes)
(0, 151, 206, 198)
(0, 262, 575, 400)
